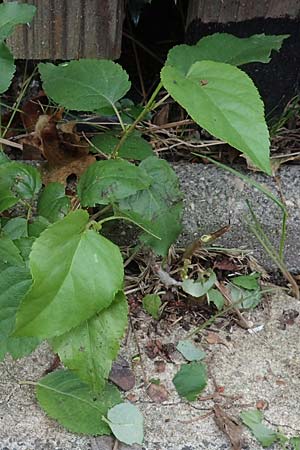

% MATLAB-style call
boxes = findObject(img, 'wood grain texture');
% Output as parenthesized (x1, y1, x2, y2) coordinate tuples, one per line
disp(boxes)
(187, 0, 300, 24)
(4, 0, 124, 60)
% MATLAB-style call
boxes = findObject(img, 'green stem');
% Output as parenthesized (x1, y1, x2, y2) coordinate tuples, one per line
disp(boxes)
(111, 81, 163, 159)
(246, 217, 299, 299)
(2, 68, 37, 138)
(279, 211, 287, 261)
(111, 102, 125, 131)
(98, 215, 161, 239)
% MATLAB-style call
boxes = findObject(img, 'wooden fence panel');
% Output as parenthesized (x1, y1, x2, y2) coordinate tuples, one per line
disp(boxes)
(4, 0, 124, 60)
(187, 0, 300, 24)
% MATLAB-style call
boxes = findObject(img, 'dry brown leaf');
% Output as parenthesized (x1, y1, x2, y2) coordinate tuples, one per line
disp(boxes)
(34, 114, 95, 185)
(153, 104, 170, 126)
(271, 153, 300, 174)
(147, 383, 169, 403)
(108, 357, 135, 391)
(154, 360, 166, 373)
(213, 258, 241, 272)
(205, 332, 229, 348)
(21, 92, 48, 132)
(256, 399, 269, 410)
(213, 405, 243, 450)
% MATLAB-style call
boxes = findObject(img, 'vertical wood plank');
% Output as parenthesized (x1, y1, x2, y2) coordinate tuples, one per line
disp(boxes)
(4, 0, 124, 60)
(187, 0, 300, 24)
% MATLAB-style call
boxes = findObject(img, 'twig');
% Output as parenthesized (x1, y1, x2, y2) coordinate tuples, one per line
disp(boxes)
(0, 137, 23, 150)
(129, 315, 148, 384)
(112, 439, 119, 450)
(215, 280, 250, 329)
(179, 410, 213, 424)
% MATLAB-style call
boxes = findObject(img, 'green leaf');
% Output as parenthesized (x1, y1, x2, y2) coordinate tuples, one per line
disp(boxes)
(78, 159, 151, 207)
(14, 210, 123, 339)
(0, 162, 42, 212)
(142, 294, 161, 319)
(3, 218, 28, 240)
(28, 216, 50, 238)
(291, 437, 300, 450)
(39, 59, 131, 112)
(0, 236, 24, 270)
(0, 265, 39, 362)
(140, 203, 182, 256)
(176, 340, 206, 362)
(118, 157, 182, 255)
(36, 370, 121, 435)
(119, 156, 182, 221)
(229, 284, 261, 309)
(173, 362, 207, 401)
(91, 131, 154, 160)
(104, 403, 144, 445)
(161, 60, 271, 174)
(37, 182, 70, 222)
(14, 237, 35, 263)
(240, 409, 279, 447)
(0, 152, 10, 165)
(182, 270, 217, 297)
(166, 33, 289, 74)
(231, 273, 260, 290)
(51, 291, 128, 391)
(113, 208, 161, 239)
(0, 42, 15, 94)
(207, 288, 225, 310)
(0, 2, 36, 40)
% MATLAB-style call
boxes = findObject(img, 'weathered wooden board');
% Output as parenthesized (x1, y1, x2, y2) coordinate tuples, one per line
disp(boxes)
(187, 0, 300, 24)
(4, 0, 124, 60)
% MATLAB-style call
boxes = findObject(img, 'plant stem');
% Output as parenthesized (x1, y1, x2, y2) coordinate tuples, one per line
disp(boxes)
(2, 68, 37, 138)
(98, 215, 160, 239)
(246, 215, 299, 299)
(111, 81, 163, 158)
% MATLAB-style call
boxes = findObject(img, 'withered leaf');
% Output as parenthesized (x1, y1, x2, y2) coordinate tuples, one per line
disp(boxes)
(205, 332, 229, 348)
(214, 405, 243, 450)
(21, 92, 48, 132)
(109, 357, 135, 391)
(147, 383, 169, 403)
(35, 114, 95, 185)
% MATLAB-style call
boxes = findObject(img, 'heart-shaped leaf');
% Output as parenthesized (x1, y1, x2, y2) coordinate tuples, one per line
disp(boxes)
(140, 203, 182, 256)
(0, 265, 39, 362)
(0, 161, 42, 213)
(173, 362, 207, 401)
(91, 131, 154, 160)
(182, 270, 217, 297)
(166, 33, 289, 74)
(37, 182, 71, 223)
(231, 273, 260, 290)
(207, 288, 225, 310)
(119, 157, 182, 221)
(0, 2, 36, 40)
(78, 159, 151, 207)
(104, 403, 144, 445)
(176, 340, 206, 362)
(0, 43, 14, 94)
(51, 291, 128, 391)
(240, 409, 279, 447)
(39, 59, 131, 112)
(3, 218, 28, 240)
(0, 236, 24, 270)
(142, 294, 161, 319)
(36, 370, 121, 435)
(14, 210, 124, 338)
(161, 60, 271, 174)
